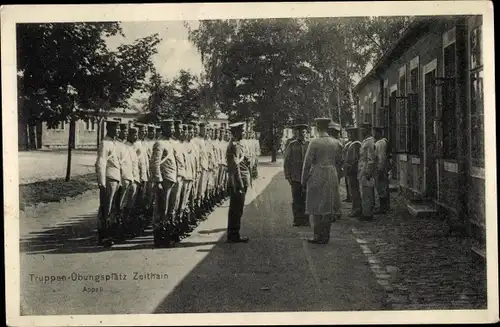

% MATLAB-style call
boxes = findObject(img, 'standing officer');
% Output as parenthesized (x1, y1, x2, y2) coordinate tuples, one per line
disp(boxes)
(283, 124, 310, 227)
(343, 126, 362, 217)
(155, 125, 162, 140)
(253, 131, 261, 179)
(144, 124, 157, 225)
(373, 126, 390, 214)
(358, 122, 376, 221)
(206, 126, 216, 211)
(95, 120, 122, 247)
(216, 127, 227, 203)
(226, 122, 250, 243)
(151, 119, 177, 247)
(117, 122, 129, 143)
(328, 121, 344, 183)
(342, 132, 352, 203)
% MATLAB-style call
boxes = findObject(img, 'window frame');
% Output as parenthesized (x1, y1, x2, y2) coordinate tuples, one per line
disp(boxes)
(440, 27, 458, 160)
(469, 24, 484, 167)
(408, 56, 421, 156)
(395, 65, 409, 153)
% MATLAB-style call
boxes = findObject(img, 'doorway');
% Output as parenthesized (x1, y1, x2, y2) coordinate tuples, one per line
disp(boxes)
(424, 67, 438, 200)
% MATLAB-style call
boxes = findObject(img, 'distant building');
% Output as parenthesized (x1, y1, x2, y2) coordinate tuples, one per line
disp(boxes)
(205, 110, 229, 130)
(19, 108, 139, 150)
(354, 16, 485, 257)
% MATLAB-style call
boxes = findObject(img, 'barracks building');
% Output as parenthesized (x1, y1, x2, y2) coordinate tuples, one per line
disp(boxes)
(353, 16, 485, 258)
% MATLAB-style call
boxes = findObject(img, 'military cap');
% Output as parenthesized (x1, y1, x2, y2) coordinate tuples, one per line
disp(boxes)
(119, 122, 128, 129)
(229, 122, 245, 131)
(314, 117, 332, 128)
(198, 122, 207, 127)
(293, 124, 309, 130)
(105, 120, 119, 128)
(359, 122, 372, 129)
(187, 124, 194, 130)
(147, 124, 156, 131)
(328, 121, 341, 131)
(135, 122, 146, 129)
(372, 125, 385, 130)
(128, 126, 138, 133)
(174, 120, 182, 125)
(188, 121, 198, 126)
(182, 124, 188, 130)
(345, 125, 358, 131)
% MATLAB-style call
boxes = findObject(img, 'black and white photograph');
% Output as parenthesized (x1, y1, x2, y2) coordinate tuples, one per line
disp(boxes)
(3, 2, 498, 326)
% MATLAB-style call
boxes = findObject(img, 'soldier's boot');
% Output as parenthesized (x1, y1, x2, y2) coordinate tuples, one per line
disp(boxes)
(374, 198, 389, 215)
(153, 224, 163, 248)
(171, 214, 181, 243)
(101, 226, 114, 248)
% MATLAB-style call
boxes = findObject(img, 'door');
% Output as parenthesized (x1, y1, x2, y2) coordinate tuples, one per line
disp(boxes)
(424, 69, 438, 199)
(388, 91, 398, 179)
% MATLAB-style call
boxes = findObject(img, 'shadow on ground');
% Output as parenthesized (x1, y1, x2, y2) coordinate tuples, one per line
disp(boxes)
(153, 172, 386, 313)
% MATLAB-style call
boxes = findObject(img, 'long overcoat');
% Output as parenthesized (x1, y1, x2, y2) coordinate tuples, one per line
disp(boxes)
(301, 135, 342, 215)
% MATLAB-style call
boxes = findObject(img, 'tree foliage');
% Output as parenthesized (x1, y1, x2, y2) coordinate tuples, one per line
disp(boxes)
(187, 17, 410, 158)
(17, 22, 161, 128)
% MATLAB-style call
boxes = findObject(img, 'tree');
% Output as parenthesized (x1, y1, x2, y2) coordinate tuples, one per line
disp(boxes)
(17, 22, 161, 180)
(187, 17, 411, 160)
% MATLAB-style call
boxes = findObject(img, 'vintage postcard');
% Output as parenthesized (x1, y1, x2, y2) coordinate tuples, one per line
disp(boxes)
(2, 1, 498, 326)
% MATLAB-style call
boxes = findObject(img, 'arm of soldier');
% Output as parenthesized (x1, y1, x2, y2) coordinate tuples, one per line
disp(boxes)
(95, 141, 108, 187)
(227, 143, 243, 191)
(376, 141, 387, 172)
(366, 141, 376, 178)
(301, 141, 315, 186)
(151, 141, 163, 183)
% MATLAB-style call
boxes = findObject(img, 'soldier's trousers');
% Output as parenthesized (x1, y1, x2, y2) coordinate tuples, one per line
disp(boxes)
(179, 180, 193, 214)
(227, 175, 250, 240)
(361, 183, 375, 218)
(168, 178, 184, 218)
(116, 179, 132, 213)
(375, 172, 389, 199)
(98, 179, 120, 229)
(312, 214, 333, 242)
(153, 180, 175, 228)
(197, 170, 208, 201)
(347, 174, 362, 215)
(290, 181, 307, 224)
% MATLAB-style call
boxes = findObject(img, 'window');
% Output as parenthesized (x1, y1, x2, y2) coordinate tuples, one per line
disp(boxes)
(85, 119, 96, 131)
(470, 25, 484, 166)
(49, 121, 66, 130)
(408, 64, 420, 155)
(442, 41, 458, 159)
(396, 67, 409, 152)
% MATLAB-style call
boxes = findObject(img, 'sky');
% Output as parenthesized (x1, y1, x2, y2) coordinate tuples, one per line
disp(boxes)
(105, 20, 204, 105)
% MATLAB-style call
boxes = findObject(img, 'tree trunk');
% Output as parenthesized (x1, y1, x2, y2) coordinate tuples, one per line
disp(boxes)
(65, 119, 76, 182)
(271, 121, 277, 163)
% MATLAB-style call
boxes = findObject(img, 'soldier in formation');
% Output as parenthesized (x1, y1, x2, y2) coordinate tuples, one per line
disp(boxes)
(95, 118, 257, 248)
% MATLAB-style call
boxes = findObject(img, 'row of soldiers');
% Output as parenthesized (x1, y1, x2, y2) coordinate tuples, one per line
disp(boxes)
(95, 119, 261, 248)
(284, 121, 390, 225)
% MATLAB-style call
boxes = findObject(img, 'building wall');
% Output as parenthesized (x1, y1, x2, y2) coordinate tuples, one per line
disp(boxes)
(355, 16, 485, 236)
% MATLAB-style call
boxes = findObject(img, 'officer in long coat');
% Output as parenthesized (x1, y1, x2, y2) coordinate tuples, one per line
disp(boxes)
(151, 119, 177, 247)
(301, 118, 342, 244)
(226, 122, 251, 243)
(358, 122, 376, 221)
(343, 126, 362, 217)
(284, 124, 310, 227)
(134, 123, 150, 232)
(180, 123, 196, 230)
(328, 121, 344, 183)
(373, 126, 390, 214)
(341, 135, 352, 203)
(95, 120, 122, 247)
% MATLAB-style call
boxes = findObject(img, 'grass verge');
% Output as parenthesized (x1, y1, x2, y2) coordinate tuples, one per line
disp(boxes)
(19, 173, 97, 209)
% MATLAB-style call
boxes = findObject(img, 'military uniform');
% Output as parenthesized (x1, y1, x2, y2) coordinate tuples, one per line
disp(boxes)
(151, 119, 177, 247)
(226, 122, 250, 243)
(284, 124, 310, 226)
(344, 127, 362, 217)
(358, 123, 376, 221)
(373, 126, 390, 213)
(95, 120, 122, 247)
(122, 126, 141, 236)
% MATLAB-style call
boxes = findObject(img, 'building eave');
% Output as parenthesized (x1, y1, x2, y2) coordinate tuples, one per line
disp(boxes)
(353, 16, 436, 93)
